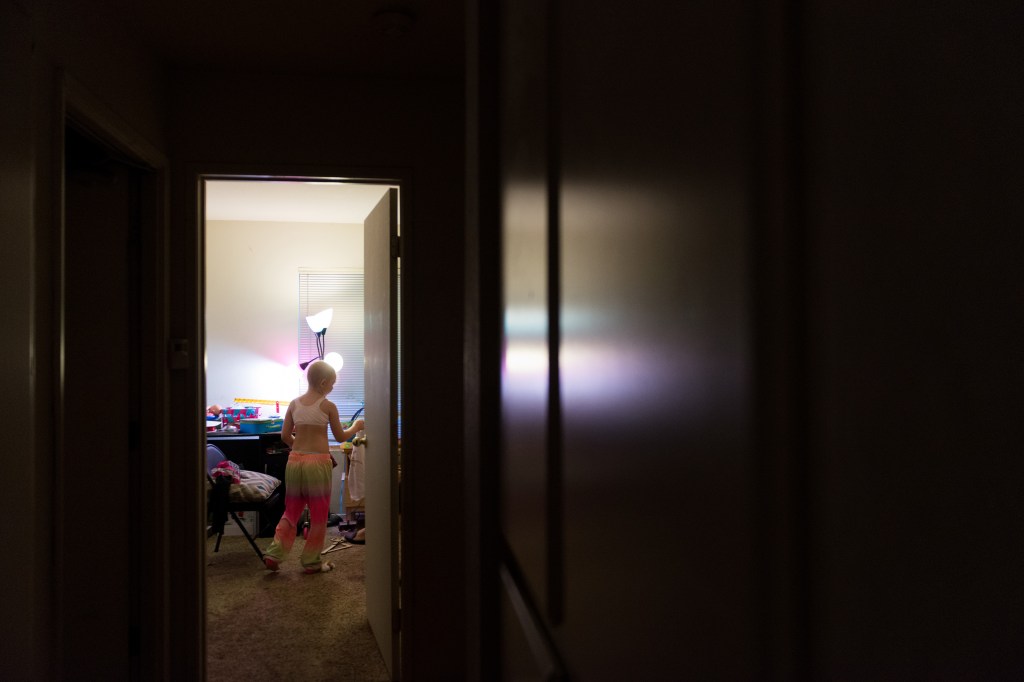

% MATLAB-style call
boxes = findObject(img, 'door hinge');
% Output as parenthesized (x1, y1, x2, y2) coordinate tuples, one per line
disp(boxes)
(390, 235, 400, 259)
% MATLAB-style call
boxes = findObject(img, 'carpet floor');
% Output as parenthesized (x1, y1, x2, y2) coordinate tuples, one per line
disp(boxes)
(205, 530, 389, 682)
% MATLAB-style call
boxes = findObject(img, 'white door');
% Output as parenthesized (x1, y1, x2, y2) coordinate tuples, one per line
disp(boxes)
(364, 187, 400, 678)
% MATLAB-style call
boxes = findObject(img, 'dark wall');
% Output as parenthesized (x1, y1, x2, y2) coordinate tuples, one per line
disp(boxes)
(9, 0, 469, 677)
(2, 0, 168, 677)
(487, 0, 1023, 678)
(496, 1, 757, 678)
(804, 2, 1024, 677)
(167, 69, 467, 675)
(1, 2, 48, 677)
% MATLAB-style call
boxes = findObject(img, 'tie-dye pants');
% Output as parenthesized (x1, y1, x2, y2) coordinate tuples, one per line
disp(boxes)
(264, 451, 333, 570)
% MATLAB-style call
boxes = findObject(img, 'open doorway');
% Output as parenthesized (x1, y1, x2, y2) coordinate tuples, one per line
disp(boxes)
(58, 122, 149, 679)
(201, 177, 402, 679)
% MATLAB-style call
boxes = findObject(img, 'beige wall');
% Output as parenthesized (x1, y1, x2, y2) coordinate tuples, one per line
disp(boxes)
(205, 219, 364, 408)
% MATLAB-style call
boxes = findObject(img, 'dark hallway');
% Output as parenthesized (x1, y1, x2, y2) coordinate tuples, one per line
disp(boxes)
(2, 0, 1022, 679)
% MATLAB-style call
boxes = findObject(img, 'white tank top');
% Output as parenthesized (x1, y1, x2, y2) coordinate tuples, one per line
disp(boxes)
(291, 397, 328, 426)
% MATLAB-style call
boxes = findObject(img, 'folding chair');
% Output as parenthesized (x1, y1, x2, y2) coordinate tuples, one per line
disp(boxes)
(206, 444, 283, 561)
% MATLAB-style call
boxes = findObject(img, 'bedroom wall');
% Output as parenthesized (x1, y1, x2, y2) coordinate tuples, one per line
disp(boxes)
(205, 219, 364, 410)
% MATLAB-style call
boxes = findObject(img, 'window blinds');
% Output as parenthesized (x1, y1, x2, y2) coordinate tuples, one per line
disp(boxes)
(298, 270, 365, 421)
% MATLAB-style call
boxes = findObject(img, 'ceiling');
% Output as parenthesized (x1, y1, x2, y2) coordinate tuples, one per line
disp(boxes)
(205, 180, 394, 224)
(104, 0, 464, 78)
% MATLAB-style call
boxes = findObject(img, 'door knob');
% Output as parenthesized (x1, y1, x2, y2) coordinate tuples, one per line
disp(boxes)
(352, 435, 367, 447)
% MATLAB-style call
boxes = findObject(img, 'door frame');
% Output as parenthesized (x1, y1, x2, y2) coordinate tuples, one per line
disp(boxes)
(176, 165, 411, 680)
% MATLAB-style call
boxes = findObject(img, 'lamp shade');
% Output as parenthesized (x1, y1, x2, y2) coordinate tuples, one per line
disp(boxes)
(324, 352, 344, 371)
(305, 308, 333, 333)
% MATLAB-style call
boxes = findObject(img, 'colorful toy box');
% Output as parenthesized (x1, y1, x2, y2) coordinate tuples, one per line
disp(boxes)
(225, 406, 261, 421)
(239, 417, 284, 434)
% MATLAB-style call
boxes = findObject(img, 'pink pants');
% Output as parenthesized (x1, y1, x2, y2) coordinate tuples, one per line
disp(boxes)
(264, 452, 333, 570)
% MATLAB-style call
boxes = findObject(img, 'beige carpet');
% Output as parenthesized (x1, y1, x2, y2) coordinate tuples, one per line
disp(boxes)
(205, 531, 389, 682)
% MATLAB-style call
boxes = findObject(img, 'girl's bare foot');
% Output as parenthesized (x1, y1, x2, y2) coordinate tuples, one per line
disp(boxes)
(304, 561, 334, 574)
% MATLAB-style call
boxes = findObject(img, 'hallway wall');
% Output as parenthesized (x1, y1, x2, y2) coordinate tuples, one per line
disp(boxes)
(802, 2, 1024, 676)
(168, 68, 467, 676)
(1, 0, 170, 678)
(482, 0, 1024, 678)
(2, 1, 468, 677)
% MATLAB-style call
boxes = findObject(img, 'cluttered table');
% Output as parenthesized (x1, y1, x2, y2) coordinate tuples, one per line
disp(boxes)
(206, 402, 356, 521)
(206, 425, 351, 521)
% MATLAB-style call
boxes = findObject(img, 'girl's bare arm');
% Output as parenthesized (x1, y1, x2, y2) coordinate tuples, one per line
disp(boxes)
(328, 402, 364, 443)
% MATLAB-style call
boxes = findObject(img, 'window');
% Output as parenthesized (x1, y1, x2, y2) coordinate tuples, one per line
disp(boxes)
(299, 269, 364, 422)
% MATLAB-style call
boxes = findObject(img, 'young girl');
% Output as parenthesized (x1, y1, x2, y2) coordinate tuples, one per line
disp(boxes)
(264, 360, 364, 573)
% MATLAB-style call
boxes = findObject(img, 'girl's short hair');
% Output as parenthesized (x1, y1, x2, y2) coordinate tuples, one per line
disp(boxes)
(306, 360, 337, 387)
